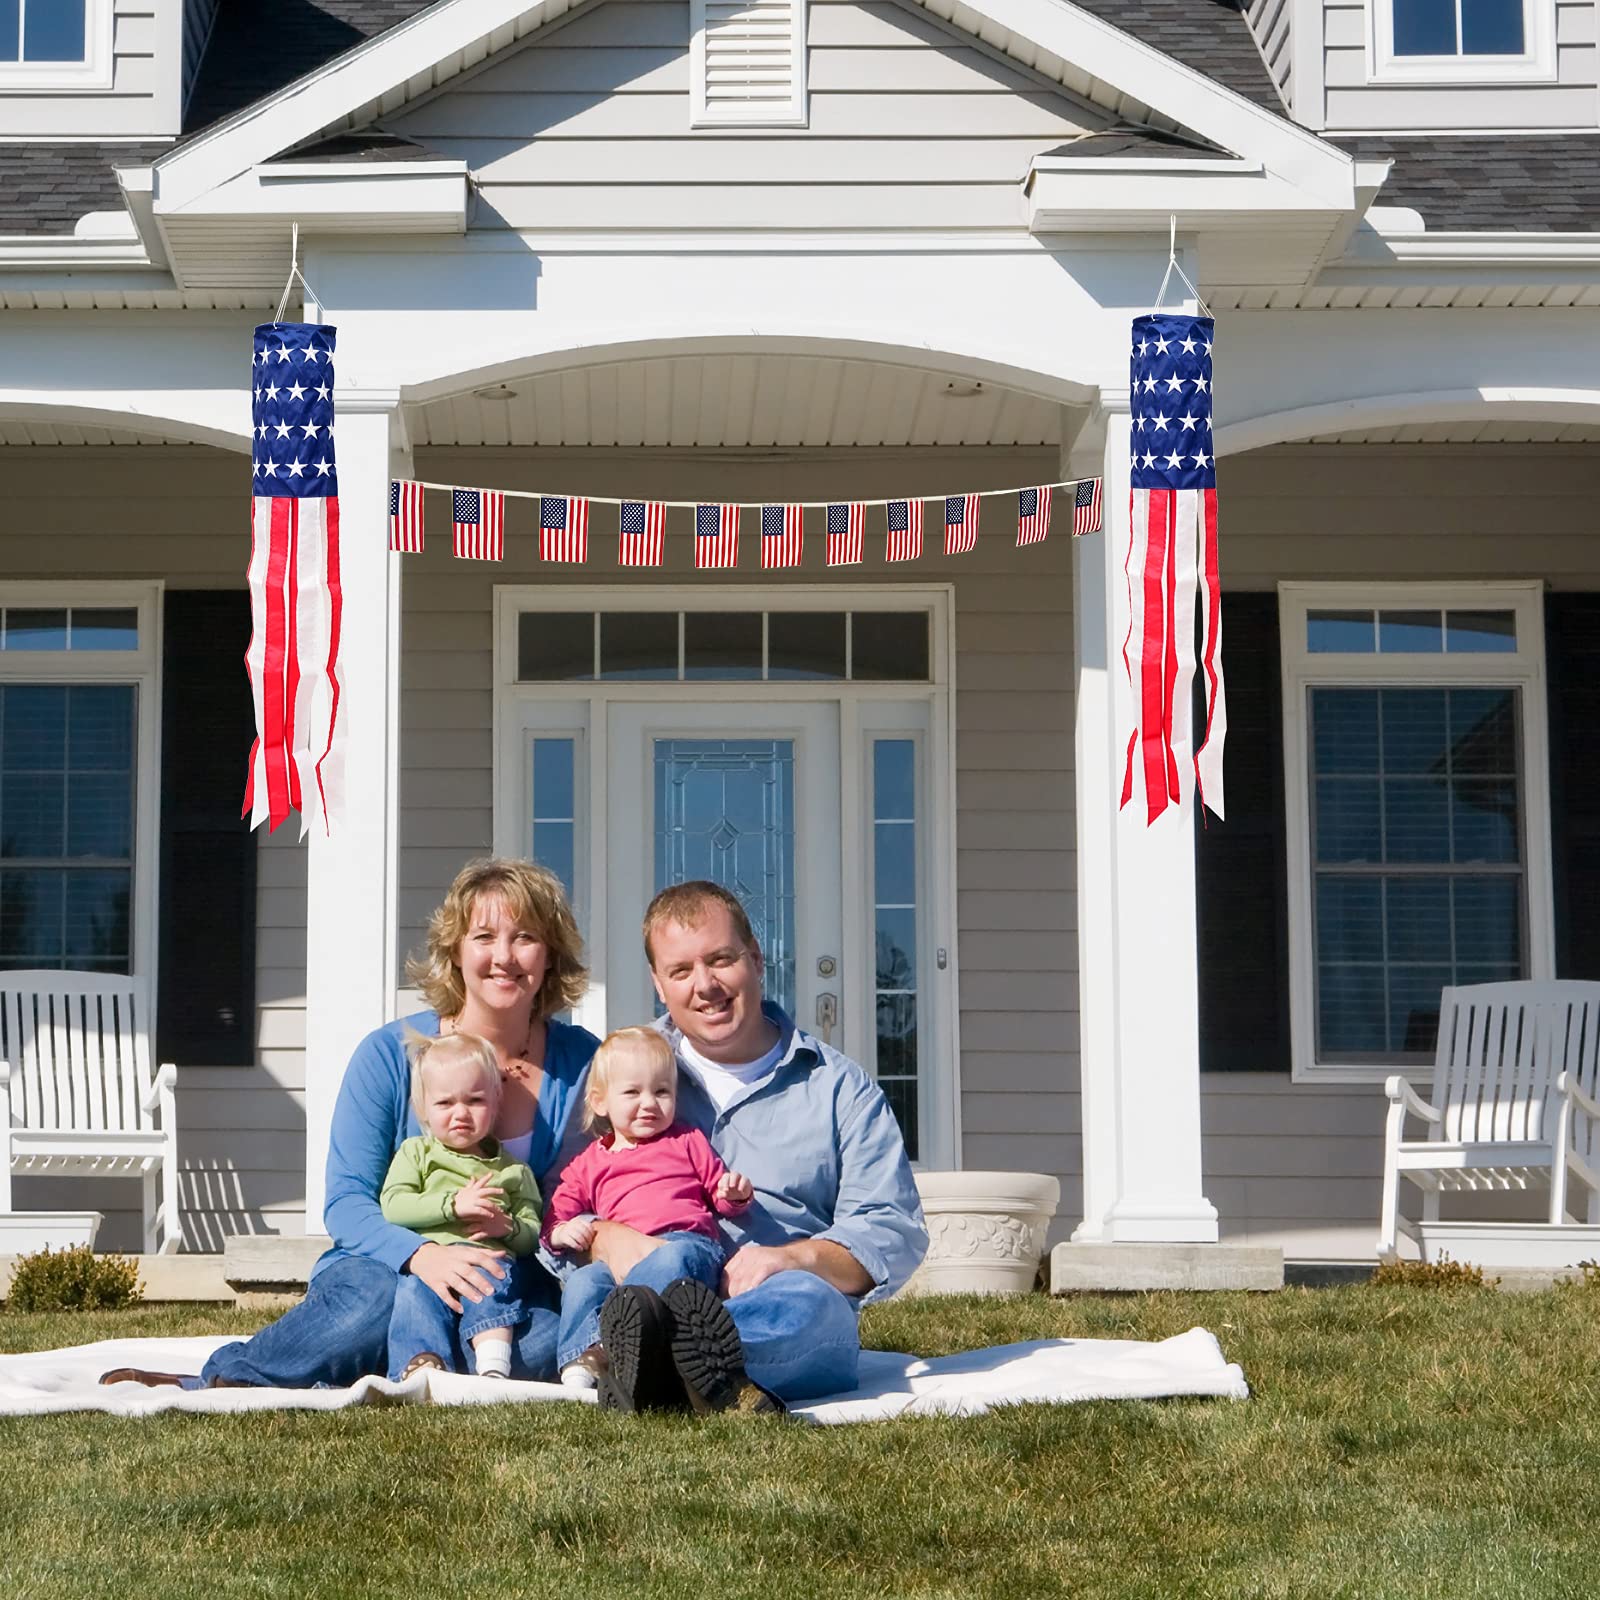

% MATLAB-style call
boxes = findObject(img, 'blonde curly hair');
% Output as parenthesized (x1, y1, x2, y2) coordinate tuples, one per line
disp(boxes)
(406, 857, 589, 1021)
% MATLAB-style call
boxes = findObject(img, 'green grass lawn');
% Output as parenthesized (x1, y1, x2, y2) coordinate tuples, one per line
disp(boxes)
(2, 1285, 1596, 1599)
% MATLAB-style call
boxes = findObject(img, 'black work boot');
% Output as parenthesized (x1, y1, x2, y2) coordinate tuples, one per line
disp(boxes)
(597, 1285, 689, 1413)
(661, 1277, 786, 1417)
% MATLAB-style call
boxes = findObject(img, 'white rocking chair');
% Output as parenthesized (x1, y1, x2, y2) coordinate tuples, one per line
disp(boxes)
(1378, 980, 1600, 1260)
(0, 970, 180, 1254)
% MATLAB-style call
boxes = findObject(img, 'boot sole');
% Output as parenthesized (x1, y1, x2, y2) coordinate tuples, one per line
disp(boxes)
(662, 1277, 786, 1417)
(597, 1285, 687, 1414)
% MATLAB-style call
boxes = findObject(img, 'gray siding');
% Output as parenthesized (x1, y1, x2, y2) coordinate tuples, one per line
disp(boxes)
(1247, 0, 1295, 111)
(386, 0, 1098, 231)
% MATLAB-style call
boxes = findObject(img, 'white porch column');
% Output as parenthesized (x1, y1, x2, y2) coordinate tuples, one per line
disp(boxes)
(1069, 400, 1219, 1244)
(302, 394, 409, 1228)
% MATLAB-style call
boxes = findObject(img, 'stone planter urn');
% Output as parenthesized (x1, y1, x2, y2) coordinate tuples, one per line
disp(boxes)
(902, 1171, 1060, 1296)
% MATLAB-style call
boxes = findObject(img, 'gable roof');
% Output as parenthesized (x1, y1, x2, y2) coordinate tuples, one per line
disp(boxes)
(0, 141, 170, 238)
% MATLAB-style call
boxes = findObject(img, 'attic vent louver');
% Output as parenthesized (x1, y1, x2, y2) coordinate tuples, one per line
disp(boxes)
(691, 0, 808, 127)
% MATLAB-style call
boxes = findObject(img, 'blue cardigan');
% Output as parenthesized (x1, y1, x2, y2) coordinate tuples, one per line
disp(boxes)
(318, 1011, 598, 1278)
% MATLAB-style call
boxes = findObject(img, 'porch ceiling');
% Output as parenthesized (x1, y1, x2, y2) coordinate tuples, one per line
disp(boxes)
(408, 354, 1066, 449)
(0, 420, 193, 446)
(1306, 422, 1600, 445)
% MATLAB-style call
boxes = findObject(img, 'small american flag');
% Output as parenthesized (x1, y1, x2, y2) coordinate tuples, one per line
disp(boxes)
(389, 479, 424, 553)
(696, 503, 740, 569)
(619, 500, 665, 567)
(826, 502, 864, 567)
(886, 499, 923, 563)
(453, 488, 505, 561)
(1017, 486, 1052, 546)
(540, 495, 589, 563)
(1072, 477, 1104, 537)
(944, 493, 980, 556)
(761, 503, 803, 569)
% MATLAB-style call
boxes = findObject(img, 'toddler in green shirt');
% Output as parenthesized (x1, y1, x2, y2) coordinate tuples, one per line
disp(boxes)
(380, 1031, 542, 1380)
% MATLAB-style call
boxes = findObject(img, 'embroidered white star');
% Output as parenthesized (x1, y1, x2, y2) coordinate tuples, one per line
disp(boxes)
(314, 459, 334, 477)
(256, 422, 268, 440)
(275, 345, 292, 363)
(1142, 376, 1157, 393)
(1135, 415, 1147, 432)
(263, 383, 280, 402)
(1153, 334, 1170, 355)
(286, 458, 307, 478)
(300, 346, 319, 362)
(1180, 335, 1197, 354)
(1151, 412, 1170, 432)
(1141, 452, 1157, 468)
(315, 383, 331, 402)
(1178, 412, 1199, 431)
(1164, 374, 1186, 394)
(1165, 450, 1185, 469)
(274, 421, 294, 440)
(1193, 375, 1210, 393)
(1203, 341, 1213, 357)
(1192, 450, 1212, 469)
(287, 382, 307, 402)
(1136, 339, 1149, 356)
(301, 421, 321, 440)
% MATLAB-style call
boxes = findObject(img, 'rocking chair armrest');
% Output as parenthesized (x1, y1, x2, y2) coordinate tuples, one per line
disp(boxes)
(142, 1062, 178, 1113)
(1556, 1071, 1600, 1121)
(1383, 1074, 1442, 1126)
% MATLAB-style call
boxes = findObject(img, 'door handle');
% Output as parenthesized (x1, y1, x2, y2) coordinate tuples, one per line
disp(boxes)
(815, 991, 838, 1045)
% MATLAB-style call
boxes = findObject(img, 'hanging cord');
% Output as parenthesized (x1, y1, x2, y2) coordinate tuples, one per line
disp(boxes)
(273, 223, 330, 323)
(1152, 215, 1212, 317)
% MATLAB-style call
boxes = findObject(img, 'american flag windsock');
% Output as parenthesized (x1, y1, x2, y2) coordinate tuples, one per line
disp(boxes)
(453, 489, 505, 561)
(761, 503, 804, 569)
(944, 493, 979, 556)
(696, 503, 740, 569)
(1124, 313, 1226, 824)
(1072, 477, 1104, 537)
(886, 499, 923, 563)
(389, 479, 424, 553)
(244, 322, 343, 837)
(619, 500, 666, 567)
(540, 495, 589, 563)
(1017, 486, 1052, 546)
(826, 502, 864, 566)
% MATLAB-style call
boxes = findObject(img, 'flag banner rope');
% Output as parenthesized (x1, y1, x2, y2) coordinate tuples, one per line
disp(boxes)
(244, 321, 343, 837)
(1122, 311, 1226, 825)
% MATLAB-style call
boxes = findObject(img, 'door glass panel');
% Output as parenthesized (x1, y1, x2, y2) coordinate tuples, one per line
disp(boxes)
(518, 612, 593, 680)
(683, 613, 763, 680)
(530, 738, 577, 900)
(653, 739, 796, 1016)
(852, 613, 929, 681)
(600, 612, 678, 680)
(873, 739, 918, 1157)
(768, 612, 846, 680)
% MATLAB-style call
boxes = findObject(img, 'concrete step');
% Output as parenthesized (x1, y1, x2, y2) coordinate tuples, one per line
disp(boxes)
(1050, 1241, 1284, 1293)
(1, 1251, 232, 1302)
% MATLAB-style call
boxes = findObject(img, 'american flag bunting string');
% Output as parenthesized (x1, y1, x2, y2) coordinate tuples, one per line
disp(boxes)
(761, 503, 804, 569)
(826, 502, 865, 566)
(540, 495, 589, 563)
(944, 493, 979, 556)
(453, 488, 505, 562)
(1123, 313, 1226, 824)
(696, 503, 741, 569)
(1072, 476, 1104, 537)
(244, 321, 343, 836)
(886, 499, 923, 563)
(619, 500, 666, 567)
(389, 479, 424, 554)
(1017, 487, 1052, 546)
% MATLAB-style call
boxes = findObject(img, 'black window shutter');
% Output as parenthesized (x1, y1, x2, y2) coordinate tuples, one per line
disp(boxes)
(1195, 593, 1292, 1071)
(157, 590, 258, 1066)
(1545, 595, 1600, 979)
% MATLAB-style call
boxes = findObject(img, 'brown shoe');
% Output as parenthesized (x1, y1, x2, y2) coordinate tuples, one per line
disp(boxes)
(400, 1351, 448, 1381)
(560, 1343, 610, 1389)
(99, 1367, 192, 1388)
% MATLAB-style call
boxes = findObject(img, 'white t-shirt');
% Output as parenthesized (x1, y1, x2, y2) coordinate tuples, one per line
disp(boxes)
(498, 1128, 535, 1167)
(678, 1032, 786, 1115)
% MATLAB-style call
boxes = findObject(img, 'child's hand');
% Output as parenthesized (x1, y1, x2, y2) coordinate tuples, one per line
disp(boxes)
(549, 1218, 596, 1253)
(453, 1173, 508, 1226)
(716, 1170, 754, 1210)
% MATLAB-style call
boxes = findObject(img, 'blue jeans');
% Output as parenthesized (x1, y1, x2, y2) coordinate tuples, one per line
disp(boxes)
(197, 1251, 562, 1389)
(728, 1269, 861, 1402)
(556, 1230, 723, 1371)
(387, 1247, 545, 1380)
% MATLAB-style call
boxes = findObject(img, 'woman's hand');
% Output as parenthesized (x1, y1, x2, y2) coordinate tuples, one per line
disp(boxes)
(548, 1218, 596, 1253)
(407, 1241, 508, 1312)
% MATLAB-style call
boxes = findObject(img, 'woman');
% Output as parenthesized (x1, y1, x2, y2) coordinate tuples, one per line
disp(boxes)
(103, 858, 598, 1390)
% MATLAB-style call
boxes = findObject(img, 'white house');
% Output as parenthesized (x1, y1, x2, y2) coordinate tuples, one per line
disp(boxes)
(1, 0, 1596, 1271)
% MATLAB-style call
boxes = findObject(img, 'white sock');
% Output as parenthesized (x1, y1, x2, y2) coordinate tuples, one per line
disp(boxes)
(560, 1362, 599, 1390)
(474, 1341, 511, 1379)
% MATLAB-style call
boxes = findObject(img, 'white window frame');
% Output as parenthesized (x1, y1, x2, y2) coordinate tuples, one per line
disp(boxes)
(0, 580, 163, 987)
(490, 584, 958, 1168)
(1367, 0, 1556, 84)
(0, 0, 115, 92)
(1279, 580, 1554, 1085)
(690, 0, 808, 129)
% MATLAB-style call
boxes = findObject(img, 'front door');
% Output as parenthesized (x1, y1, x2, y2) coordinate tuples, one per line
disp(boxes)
(605, 700, 843, 1046)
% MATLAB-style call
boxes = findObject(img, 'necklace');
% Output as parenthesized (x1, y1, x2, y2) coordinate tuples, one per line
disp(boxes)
(443, 1011, 543, 1080)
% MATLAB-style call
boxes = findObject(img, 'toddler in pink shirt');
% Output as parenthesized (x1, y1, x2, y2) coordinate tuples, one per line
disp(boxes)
(543, 1026, 753, 1387)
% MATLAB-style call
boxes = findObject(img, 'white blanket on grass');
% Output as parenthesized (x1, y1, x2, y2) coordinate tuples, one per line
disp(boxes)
(0, 1328, 1247, 1423)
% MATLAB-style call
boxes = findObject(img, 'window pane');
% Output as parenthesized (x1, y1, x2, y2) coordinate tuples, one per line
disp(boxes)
(1315, 876, 1382, 962)
(1461, 0, 1523, 53)
(1384, 778, 1450, 863)
(1379, 610, 1443, 653)
(1447, 610, 1516, 653)
(23, 0, 85, 61)
(1384, 878, 1451, 963)
(1312, 688, 1378, 774)
(532, 738, 575, 820)
(873, 739, 918, 1158)
(1, 685, 65, 771)
(600, 612, 677, 681)
(874, 820, 917, 903)
(875, 907, 917, 989)
(532, 821, 575, 903)
(1307, 610, 1375, 653)
(1394, 0, 1458, 53)
(5, 609, 68, 651)
(683, 612, 762, 680)
(1388, 967, 1451, 1055)
(0, 3, 19, 61)
(1451, 779, 1519, 862)
(68, 684, 135, 771)
(1315, 777, 1381, 863)
(66, 772, 132, 859)
(70, 608, 139, 651)
(0, 868, 64, 962)
(1318, 964, 1387, 1055)
(65, 870, 130, 963)
(874, 738, 916, 822)
(852, 613, 929, 681)
(767, 612, 846, 680)
(1454, 877, 1521, 966)
(517, 612, 593, 680)
(1449, 689, 1517, 775)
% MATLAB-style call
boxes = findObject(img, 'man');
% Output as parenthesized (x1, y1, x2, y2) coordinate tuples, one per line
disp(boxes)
(573, 880, 927, 1415)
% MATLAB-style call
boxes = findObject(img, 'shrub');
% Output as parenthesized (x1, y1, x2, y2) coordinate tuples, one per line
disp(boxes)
(1370, 1253, 1494, 1290)
(5, 1245, 144, 1313)
(1572, 1259, 1600, 1291)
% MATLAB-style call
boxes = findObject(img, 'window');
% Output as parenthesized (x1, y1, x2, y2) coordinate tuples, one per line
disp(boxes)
(871, 737, 921, 1157)
(1369, 0, 1554, 81)
(1280, 584, 1553, 1083)
(0, 586, 160, 980)
(690, 0, 807, 128)
(0, 0, 111, 88)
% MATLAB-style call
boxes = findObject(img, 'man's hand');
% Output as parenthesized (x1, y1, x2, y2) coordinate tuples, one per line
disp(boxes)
(715, 1170, 754, 1210)
(548, 1218, 596, 1253)
(722, 1237, 874, 1300)
(587, 1218, 663, 1279)
(407, 1240, 507, 1312)
(720, 1242, 792, 1299)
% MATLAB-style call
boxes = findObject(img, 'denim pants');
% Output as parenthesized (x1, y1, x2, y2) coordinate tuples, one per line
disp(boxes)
(387, 1246, 545, 1380)
(556, 1230, 723, 1371)
(727, 1268, 861, 1402)
(197, 1251, 562, 1389)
